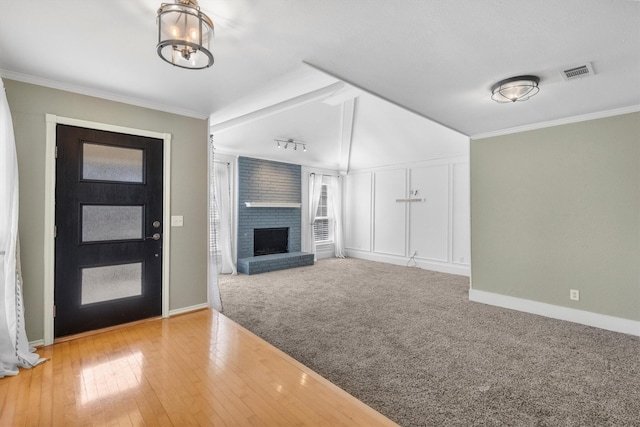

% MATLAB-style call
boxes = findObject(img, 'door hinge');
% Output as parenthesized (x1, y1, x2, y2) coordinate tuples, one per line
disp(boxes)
(54, 225, 57, 238)
(55, 146, 58, 158)
(53, 305, 56, 318)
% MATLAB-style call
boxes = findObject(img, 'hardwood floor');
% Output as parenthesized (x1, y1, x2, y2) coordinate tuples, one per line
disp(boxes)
(0, 309, 397, 426)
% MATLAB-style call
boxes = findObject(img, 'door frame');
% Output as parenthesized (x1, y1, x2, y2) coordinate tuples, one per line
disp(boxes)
(43, 114, 172, 345)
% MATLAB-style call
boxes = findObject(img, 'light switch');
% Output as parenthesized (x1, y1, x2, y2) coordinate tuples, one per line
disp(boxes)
(171, 215, 184, 227)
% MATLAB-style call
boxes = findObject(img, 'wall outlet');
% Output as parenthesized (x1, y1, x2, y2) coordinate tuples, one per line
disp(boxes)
(569, 289, 580, 301)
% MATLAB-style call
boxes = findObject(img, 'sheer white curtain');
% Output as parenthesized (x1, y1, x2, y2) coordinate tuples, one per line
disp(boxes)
(1, 78, 44, 377)
(207, 143, 222, 311)
(213, 163, 236, 275)
(308, 173, 324, 259)
(329, 176, 345, 258)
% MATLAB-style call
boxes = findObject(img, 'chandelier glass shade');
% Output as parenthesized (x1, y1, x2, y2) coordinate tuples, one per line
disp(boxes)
(491, 75, 540, 103)
(157, 0, 214, 69)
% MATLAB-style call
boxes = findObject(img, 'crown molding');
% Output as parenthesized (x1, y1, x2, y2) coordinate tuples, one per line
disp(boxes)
(0, 68, 209, 120)
(471, 105, 640, 140)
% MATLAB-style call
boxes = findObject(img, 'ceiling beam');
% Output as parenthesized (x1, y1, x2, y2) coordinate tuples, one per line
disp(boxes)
(210, 81, 345, 134)
(339, 98, 356, 174)
(322, 86, 361, 106)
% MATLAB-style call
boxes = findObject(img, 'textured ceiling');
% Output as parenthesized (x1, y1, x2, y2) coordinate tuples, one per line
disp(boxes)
(0, 0, 638, 137)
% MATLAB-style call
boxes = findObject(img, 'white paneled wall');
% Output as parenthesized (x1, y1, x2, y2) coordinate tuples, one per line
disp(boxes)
(345, 172, 372, 251)
(345, 157, 470, 276)
(409, 165, 449, 262)
(373, 169, 407, 256)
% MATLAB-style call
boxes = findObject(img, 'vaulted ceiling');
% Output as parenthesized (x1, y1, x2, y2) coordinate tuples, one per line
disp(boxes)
(1, 1, 638, 153)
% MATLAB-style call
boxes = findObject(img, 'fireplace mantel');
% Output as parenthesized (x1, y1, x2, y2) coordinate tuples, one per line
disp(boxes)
(244, 202, 302, 208)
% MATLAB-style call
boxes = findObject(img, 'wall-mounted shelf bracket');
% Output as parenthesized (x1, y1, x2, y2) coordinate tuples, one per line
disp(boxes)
(395, 198, 425, 203)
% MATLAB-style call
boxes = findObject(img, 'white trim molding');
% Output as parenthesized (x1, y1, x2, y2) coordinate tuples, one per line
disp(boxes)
(346, 249, 470, 277)
(169, 303, 210, 317)
(471, 105, 640, 140)
(43, 114, 172, 345)
(28, 339, 45, 348)
(469, 289, 640, 337)
(1, 68, 207, 120)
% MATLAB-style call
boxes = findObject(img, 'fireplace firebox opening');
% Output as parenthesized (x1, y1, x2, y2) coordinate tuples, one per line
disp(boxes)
(254, 227, 289, 257)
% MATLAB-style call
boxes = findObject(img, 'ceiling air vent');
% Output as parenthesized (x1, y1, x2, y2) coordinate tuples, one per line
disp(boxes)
(561, 62, 595, 81)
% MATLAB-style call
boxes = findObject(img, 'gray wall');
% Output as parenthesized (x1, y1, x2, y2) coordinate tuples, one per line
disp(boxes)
(471, 112, 640, 321)
(5, 79, 209, 341)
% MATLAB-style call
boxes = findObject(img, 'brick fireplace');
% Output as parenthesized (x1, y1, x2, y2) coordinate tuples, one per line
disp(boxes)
(236, 157, 313, 274)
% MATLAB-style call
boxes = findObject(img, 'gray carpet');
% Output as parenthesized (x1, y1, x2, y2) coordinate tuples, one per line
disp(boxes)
(219, 258, 640, 427)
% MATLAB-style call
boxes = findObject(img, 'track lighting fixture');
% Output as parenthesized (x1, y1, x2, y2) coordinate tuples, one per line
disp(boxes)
(274, 138, 307, 152)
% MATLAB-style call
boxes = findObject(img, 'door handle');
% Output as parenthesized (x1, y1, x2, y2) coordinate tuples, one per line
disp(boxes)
(146, 233, 161, 241)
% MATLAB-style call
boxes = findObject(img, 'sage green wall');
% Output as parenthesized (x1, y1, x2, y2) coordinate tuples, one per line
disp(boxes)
(4, 79, 209, 341)
(471, 112, 640, 321)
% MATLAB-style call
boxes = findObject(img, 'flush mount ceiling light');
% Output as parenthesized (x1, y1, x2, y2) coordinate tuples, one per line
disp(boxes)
(157, 0, 214, 69)
(491, 75, 540, 103)
(275, 138, 307, 152)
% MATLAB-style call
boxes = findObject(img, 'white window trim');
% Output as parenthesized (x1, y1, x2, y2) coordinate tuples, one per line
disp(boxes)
(313, 178, 333, 244)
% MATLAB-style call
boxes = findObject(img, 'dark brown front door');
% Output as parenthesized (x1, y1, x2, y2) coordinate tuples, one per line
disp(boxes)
(54, 124, 163, 337)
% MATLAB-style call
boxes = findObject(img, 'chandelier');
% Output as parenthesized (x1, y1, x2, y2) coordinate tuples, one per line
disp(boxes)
(157, 0, 214, 69)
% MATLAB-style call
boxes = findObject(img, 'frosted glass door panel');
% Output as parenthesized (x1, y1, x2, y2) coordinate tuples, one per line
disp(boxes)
(83, 143, 144, 183)
(81, 263, 142, 305)
(82, 205, 143, 242)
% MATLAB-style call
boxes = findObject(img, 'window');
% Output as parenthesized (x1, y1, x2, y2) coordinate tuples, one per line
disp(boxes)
(314, 176, 332, 243)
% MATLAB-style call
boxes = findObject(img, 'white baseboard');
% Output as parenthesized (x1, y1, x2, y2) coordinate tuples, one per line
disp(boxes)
(29, 339, 45, 348)
(469, 289, 640, 337)
(168, 303, 209, 316)
(345, 249, 470, 276)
